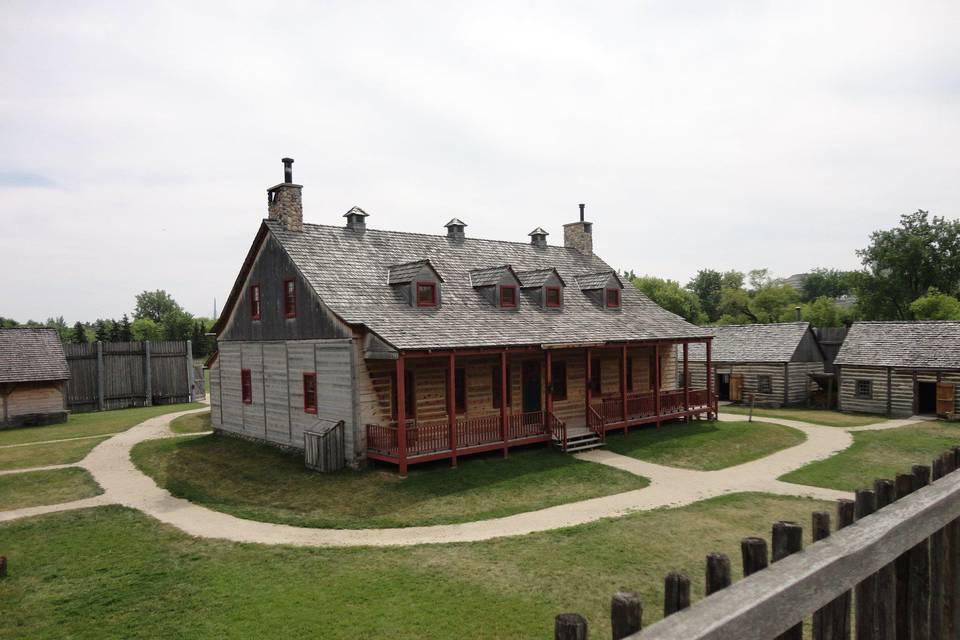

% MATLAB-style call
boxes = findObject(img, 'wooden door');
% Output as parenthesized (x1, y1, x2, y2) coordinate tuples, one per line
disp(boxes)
(522, 361, 542, 413)
(730, 374, 744, 402)
(937, 382, 956, 416)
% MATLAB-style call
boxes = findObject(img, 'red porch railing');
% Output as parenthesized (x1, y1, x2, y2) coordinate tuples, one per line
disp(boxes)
(366, 423, 399, 456)
(597, 390, 713, 426)
(587, 406, 605, 441)
(508, 411, 546, 440)
(546, 411, 567, 450)
(456, 414, 502, 449)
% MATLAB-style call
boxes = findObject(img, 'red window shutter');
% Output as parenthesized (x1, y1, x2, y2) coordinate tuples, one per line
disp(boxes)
(303, 373, 317, 414)
(284, 279, 296, 318)
(241, 369, 252, 404)
(250, 284, 261, 320)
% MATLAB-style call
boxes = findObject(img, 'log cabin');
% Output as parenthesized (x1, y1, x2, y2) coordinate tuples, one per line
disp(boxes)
(834, 321, 960, 417)
(209, 158, 717, 474)
(0, 328, 70, 428)
(680, 322, 825, 407)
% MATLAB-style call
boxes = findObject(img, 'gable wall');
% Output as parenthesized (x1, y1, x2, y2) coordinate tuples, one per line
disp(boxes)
(791, 330, 825, 363)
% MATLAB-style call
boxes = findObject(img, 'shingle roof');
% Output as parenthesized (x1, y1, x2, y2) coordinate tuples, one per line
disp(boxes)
(386, 259, 443, 285)
(834, 321, 960, 368)
(515, 268, 565, 288)
(266, 221, 712, 350)
(469, 265, 518, 287)
(685, 322, 811, 363)
(575, 271, 622, 290)
(0, 328, 70, 384)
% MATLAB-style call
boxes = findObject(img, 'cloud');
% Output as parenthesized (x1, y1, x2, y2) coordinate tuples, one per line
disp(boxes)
(0, 171, 56, 188)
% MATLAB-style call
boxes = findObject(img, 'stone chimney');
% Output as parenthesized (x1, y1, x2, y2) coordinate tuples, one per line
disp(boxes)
(528, 227, 549, 248)
(267, 157, 303, 232)
(563, 203, 592, 255)
(444, 218, 467, 240)
(344, 206, 369, 232)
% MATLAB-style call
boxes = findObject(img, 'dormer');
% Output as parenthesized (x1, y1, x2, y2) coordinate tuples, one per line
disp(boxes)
(575, 271, 624, 309)
(388, 259, 445, 308)
(470, 265, 522, 308)
(516, 268, 566, 309)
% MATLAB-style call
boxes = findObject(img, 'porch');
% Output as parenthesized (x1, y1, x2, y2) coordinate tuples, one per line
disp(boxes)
(365, 339, 717, 475)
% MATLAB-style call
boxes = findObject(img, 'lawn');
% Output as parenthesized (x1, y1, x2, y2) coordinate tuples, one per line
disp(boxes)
(131, 435, 648, 528)
(720, 406, 885, 428)
(603, 420, 805, 470)
(0, 493, 831, 639)
(170, 411, 212, 434)
(0, 402, 204, 446)
(0, 437, 110, 472)
(780, 421, 960, 491)
(0, 468, 102, 510)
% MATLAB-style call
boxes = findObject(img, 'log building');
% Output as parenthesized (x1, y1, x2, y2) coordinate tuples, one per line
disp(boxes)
(0, 328, 70, 428)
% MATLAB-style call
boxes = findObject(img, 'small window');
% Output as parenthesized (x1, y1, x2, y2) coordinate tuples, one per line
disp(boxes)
(757, 375, 773, 394)
(855, 379, 873, 399)
(551, 361, 568, 401)
(303, 373, 317, 414)
(241, 369, 252, 404)
(606, 288, 620, 308)
(284, 278, 296, 318)
(391, 370, 416, 419)
(500, 285, 517, 308)
(416, 281, 437, 307)
(590, 357, 602, 394)
(545, 286, 562, 308)
(249, 284, 261, 320)
(455, 368, 467, 414)
(627, 356, 634, 391)
(492, 365, 512, 409)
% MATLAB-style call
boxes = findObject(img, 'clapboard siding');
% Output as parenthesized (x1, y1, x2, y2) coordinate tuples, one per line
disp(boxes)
(5, 383, 64, 417)
(218, 343, 244, 435)
(240, 343, 266, 437)
(263, 343, 290, 445)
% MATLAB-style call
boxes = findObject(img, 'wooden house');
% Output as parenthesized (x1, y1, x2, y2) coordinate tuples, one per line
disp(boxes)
(209, 159, 717, 474)
(680, 322, 825, 407)
(834, 321, 960, 417)
(0, 328, 70, 428)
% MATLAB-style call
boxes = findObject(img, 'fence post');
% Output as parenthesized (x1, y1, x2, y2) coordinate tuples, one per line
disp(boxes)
(610, 592, 642, 639)
(554, 613, 587, 640)
(186, 340, 194, 402)
(706, 553, 732, 595)
(811, 512, 832, 640)
(0, 555, 6, 578)
(946, 450, 960, 637)
(854, 489, 878, 640)
(873, 479, 896, 640)
(932, 457, 948, 638)
(95, 341, 105, 411)
(772, 521, 804, 640)
(911, 465, 931, 640)
(144, 341, 152, 407)
(741, 537, 769, 576)
(664, 572, 691, 617)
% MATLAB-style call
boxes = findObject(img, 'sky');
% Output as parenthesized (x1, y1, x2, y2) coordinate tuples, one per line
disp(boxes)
(1, 1, 958, 324)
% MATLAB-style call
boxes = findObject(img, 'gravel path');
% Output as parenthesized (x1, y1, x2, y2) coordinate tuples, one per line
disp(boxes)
(0, 408, 922, 547)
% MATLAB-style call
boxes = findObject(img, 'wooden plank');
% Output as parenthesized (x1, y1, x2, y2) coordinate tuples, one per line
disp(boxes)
(911, 465, 931, 640)
(611, 591, 643, 639)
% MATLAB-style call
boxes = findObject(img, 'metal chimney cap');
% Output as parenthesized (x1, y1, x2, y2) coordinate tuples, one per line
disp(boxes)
(444, 218, 467, 228)
(528, 227, 549, 236)
(343, 206, 369, 218)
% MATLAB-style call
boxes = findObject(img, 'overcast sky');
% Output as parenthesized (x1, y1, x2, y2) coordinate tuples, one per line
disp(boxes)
(2, 1, 958, 324)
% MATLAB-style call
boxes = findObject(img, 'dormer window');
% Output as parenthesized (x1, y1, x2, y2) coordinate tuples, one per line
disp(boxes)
(545, 286, 562, 308)
(284, 278, 296, 318)
(500, 285, 517, 308)
(516, 267, 565, 310)
(606, 288, 620, 308)
(417, 281, 437, 307)
(249, 284, 261, 320)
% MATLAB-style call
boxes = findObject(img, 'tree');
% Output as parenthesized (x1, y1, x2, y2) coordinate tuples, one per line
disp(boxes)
(750, 284, 799, 323)
(70, 321, 88, 344)
(0, 317, 18, 328)
(686, 270, 723, 322)
(630, 275, 706, 324)
(798, 296, 854, 327)
(909, 288, 960, 320)
(94, 320, 111, 342)
(161, 308, 195, 341)
(135, 290, 184, 323)
(131, 318, 163, 342)
(801, 268, 859, 302)
(117, 314, 133, 342)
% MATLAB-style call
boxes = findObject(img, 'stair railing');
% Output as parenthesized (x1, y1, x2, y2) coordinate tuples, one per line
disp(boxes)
(546, 411, 567, 451)
(587, 406, 605, 442)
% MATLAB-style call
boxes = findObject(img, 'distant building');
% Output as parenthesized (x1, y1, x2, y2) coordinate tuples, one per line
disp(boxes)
(783, 273, 809, 292)
(0, 328, 70, 428)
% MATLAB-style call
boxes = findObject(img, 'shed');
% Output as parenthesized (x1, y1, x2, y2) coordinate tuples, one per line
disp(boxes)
(0, 328, 70, 428)
(834, 321, 960, 417)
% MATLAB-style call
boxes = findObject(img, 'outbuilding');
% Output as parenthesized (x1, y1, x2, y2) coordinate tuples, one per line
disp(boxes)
(0, 328, 70, 428)
(834, 321, 960, 417)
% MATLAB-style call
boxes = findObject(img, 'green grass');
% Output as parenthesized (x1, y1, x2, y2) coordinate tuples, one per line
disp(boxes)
(720, 406, 885, 428)
(0, 468, 102, 510)
(131, 435, 648, 528)
(0, 402, 204, 446)
(603, 420, 806, 470)
(780, 421, 960, 491)
(170, 412, 212, 434)
(0, 493, 831, 639)
(0, 437, 110, 471)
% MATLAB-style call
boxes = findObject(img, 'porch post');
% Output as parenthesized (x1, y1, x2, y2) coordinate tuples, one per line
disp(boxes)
(545, 349, 553, 420)
(585, 347, 592, 426)
(396, 354, 407, 477)
(706, 338, 715, 419)
(500, 350, 508, 457)
(448, 353, 457, 468)
(620, 344, 628, 427)
(683, 341, 690, 416)
(654, 343, 661, 428)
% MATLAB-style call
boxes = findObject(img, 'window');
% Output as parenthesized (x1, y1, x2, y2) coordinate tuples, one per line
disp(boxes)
(551, 361, 568, 401)
(500, 285, 517, 308)
(606, 288, 620, 308)
(241, 369, 252, 404)
(455, 368, 466, 414)
(545, 286, 562, 308)
(590, 357, 602, 394)
(391, 370, 416, 420)
(757, 375, 773, 394)
(492, 365, 512, 409)
(678, 371, 686, 388)
(855, 379, 873, 399)
(284, 278, 296, 318)
(249, 284, 261, 320)
(303, 373, 317, 414)
(648, 354, 663, 389)
(416, 281, 437, 307)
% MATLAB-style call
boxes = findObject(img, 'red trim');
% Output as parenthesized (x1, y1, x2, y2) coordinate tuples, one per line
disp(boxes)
(241, 369, 252, 404)
(303, 372, 317, 414)
(249, 284, 262, 320)
(283, 278, 296, 318)
(605, 288, 620, 308)
(499, 285, 517, 308)
(416, 281, 437, 307)
(545, 286, 562, 307)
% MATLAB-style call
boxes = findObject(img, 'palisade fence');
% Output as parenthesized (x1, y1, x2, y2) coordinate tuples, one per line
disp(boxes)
(554, 447, 960, 640)
(63, 340, 199, 412)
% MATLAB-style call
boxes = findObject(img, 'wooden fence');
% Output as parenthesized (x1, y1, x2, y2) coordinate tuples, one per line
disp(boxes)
(553, 447, 960, 639)
(63, 340, 195, 412)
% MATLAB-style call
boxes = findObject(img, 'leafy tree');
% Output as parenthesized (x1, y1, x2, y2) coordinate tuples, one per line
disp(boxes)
(909, 288, 960, 320)
(721, 270, 745, 290)
(70, 321, 88, 344)
(798, 296, 854, 327)
(0, 317, 18, 328)
(117, 314, 133, 342)
(717, 287, 756, 324)
(131, 318, 163, 342)
(630, 275, 706, 324)
(801, 269, 859, 302)
(685, 270, 723, 322)
(750, 284, 799, 323)
(135, 290, 184, 323)
(161, 308, 195, 341)
(94, 320, 111, 342)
